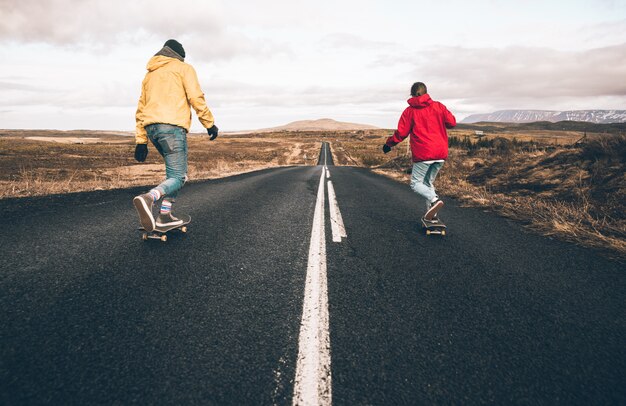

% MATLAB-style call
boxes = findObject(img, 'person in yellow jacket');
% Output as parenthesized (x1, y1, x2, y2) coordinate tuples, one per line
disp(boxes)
(133, 39, 218, 232)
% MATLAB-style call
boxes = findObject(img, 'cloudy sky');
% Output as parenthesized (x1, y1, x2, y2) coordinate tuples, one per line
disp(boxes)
(1, 0, 625, 131)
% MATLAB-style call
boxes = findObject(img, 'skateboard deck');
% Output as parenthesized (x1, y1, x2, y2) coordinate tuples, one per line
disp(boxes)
(139, 214, 191, 242)
(421, 217, 447, 236)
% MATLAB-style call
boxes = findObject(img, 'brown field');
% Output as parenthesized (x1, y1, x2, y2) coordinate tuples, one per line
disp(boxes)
(0, 130, 322, 198)
(449, 129, 585, 145)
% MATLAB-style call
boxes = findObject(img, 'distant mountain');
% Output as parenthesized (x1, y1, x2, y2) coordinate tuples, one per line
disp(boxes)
(254, 118, 379, 132)
(462, 110, 626, 124)
(456, 121, 626, 134)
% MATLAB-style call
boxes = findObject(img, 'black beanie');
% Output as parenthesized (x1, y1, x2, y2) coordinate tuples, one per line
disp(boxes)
(164, 39, 185, 58)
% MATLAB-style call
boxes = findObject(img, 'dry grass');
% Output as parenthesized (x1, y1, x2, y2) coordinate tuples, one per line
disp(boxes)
(0, 128, 385, 199)
(0, 132, 320, 199)
(334, 130, 626, 260)
(329, 130, 394, 166)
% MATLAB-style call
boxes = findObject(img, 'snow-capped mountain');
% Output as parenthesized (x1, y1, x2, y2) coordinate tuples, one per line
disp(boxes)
(462, 110, 626, 124)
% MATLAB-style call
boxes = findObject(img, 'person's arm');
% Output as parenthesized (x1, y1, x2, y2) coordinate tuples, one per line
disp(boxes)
(385, 108, 412, 147)
(442, 104, 457, 129)
(135, 81, 148, 145)
(182, 64, 215, 129)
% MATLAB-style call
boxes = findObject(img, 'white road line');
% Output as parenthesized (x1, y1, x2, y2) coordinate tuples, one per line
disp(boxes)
(325, 166, 330, 179)
(327, 181, 347, 243)
(293, 167, 332, 406)
(323, 144, 328, 166)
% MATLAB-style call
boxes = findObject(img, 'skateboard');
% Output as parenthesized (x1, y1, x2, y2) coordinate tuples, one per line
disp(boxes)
(139, 214, 191, 242)
(421, 217, 447, 236)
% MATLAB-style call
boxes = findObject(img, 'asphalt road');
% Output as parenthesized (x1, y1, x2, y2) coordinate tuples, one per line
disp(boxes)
(1, 142, 624, 405)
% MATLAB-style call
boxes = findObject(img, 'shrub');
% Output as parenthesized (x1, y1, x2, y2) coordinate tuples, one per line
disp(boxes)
(581, 134, 626, 163)
(361, 155, 386, 167)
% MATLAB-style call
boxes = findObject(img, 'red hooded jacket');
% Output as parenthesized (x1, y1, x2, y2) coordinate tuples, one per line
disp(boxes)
(385, 94, 456, 162)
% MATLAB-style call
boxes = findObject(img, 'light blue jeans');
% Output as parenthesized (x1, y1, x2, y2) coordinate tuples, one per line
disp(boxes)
(146, 124, 188, 201)
(410, 161, 444, 210)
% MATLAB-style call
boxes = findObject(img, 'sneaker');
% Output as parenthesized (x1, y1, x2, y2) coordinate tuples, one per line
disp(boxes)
(156, 212, 183, 228)
(133, 193, 155, 232)
(422, 216, 440, 225)
(424, 199, 444, 221)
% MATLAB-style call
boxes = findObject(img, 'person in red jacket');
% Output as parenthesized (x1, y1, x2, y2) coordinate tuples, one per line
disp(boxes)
(383, 82, 456, 221)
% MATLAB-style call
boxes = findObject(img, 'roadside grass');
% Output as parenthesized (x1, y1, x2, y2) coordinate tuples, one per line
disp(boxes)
(0, 134, 320, 199)
(331, 131, 626, 260)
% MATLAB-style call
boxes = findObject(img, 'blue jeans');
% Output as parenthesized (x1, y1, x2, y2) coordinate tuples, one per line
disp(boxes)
(146, 124, 188, 201)
(410, 161, 444, 209)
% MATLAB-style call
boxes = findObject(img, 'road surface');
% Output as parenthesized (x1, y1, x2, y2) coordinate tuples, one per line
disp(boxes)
(1, 142, 624, 405)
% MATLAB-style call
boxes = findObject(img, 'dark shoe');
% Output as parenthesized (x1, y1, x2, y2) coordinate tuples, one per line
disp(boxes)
(424, 199, 444, 221)
(156, 212, 183, 228)
(133, 193, 155, 232)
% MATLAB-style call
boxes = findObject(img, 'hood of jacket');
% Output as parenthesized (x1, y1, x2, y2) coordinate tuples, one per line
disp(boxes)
(407, 94, 433, 108)
(146, 55, 179, 72)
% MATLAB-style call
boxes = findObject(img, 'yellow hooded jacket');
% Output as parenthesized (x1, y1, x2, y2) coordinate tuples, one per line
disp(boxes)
(135, 55, 214, 144)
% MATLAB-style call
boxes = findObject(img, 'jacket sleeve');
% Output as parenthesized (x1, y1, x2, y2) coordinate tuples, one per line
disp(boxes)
(442, 104, 457, 129)
(183, 64, 215, 129)
(135, 81, 148, 144)
(386, 107, 412, 146)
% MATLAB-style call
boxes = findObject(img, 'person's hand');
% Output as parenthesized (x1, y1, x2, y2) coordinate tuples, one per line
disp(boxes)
(207, 125, 219, 140)
(135, 144, 148, 162)
(382, 144, 392, 154)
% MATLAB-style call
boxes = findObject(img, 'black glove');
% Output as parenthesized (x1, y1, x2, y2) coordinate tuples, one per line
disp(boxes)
(382, 144, 392, 154)
(207, 125, 219, 140)
(135, 144, 148, 162)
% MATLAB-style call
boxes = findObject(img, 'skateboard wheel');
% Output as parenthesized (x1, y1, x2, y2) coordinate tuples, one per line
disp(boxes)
(441, 230, 446, 236)
(160, 235, 167, 242)
(181, 226, 188, 233)
(142, 233, 148, 241)
(426, 230, 431, 235)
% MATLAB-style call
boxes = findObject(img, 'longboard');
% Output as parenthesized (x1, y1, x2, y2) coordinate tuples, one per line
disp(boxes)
(139, 214, 191, 242)
(421, 217, 447, 236)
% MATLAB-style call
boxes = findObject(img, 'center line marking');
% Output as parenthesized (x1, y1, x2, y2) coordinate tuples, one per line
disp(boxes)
(293, 166, 332, 406)
(327, 180, 347, 243)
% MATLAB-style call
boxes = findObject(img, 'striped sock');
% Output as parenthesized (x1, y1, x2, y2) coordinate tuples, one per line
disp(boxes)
(160, 200, 172, 214)
(149, 189, 161, 202)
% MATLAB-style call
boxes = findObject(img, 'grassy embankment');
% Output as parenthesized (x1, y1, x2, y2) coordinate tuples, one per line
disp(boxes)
(330, 125, 626, 259)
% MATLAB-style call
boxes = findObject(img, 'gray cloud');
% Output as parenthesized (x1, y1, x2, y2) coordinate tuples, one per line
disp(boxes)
(204, 80, 402, 109)
(0, 77, 397, 113)
(0, 80, 40, 91)
(183, 34, 293, 63)
(0, 0, 289, 60)
(0, 0, 220, 42)
(320, 33, 398, 51)
(413, 44, 626, 107)
(0, 78, 64, 108)
(0, 77, 136, 109)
